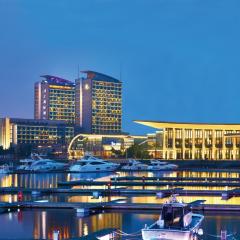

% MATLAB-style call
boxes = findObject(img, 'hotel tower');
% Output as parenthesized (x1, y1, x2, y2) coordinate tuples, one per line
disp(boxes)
(75, 71, 122, 134)
(34, 75, 76, 124)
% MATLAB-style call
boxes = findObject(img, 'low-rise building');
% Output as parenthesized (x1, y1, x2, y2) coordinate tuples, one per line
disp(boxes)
(136, 120, 240, 160)
(68, 133, 146, 159)
(0, 117, 74, 149)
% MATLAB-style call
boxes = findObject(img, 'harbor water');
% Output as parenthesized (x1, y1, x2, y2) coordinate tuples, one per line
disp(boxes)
(1, 170, 240, 239)
(0, 209, 239, 239)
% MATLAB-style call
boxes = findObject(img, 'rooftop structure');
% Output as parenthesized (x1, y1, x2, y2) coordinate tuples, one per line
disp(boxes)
(81, 70, 121, 83)
(40, 75, 75, 86)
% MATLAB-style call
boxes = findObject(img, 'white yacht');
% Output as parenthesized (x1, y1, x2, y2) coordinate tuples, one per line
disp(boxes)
(17, 159, 35, 170)
(147, 160, 178, 171)
(17, 154, 67, 172)
(28, 159, 67, 171)
(69, 155, 120, 172)
(142, 196, 204, 240)
(121, 159, 148, 171)
(0, 164, 11, 174)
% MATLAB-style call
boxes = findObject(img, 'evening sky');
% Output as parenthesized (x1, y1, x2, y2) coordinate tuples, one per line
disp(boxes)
(0, 0, 240, 134)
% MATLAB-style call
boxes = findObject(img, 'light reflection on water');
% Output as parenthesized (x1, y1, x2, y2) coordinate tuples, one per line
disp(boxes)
(0, 193, 126, 204)
(1, 171, 240, 205)
(0, 209, 239, 240)
(0, 172, 113, 188)
(0, 170, 240, 239)
(129, 195, 240, 205)
(1, 170, 240, 189)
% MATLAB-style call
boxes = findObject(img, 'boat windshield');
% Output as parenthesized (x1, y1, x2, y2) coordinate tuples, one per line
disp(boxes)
(90, 161, 104, 165)
(77, 162, 87, 166)
(162, 206, 185, 229)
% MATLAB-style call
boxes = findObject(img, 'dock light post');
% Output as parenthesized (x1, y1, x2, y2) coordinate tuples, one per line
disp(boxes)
(53, 230, 59, 240)
(17, 191, 23, 202)
(221, 230, 227, 240)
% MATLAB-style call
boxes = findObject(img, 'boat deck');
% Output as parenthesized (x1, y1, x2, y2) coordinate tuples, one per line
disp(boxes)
(149, 214, 203, 231)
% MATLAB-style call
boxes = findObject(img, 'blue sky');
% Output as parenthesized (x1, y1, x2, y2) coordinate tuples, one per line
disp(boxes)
(1, 0, 240, 134)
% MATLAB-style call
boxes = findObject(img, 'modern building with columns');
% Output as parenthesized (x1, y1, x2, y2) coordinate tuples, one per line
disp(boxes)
(135, 120, 240, 160)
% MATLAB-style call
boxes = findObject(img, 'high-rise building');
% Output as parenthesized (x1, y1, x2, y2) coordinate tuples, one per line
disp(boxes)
(34, 75, 75, 124)
(75, 71, 122, 134)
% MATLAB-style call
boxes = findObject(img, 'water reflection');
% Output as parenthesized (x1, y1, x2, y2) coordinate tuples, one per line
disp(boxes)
(0, 209, 239, 240)
(0, 172, 113, 188)
(0, 193, 126, 204)
(1, 171, 239, 189)
(129, 195, 240, 205)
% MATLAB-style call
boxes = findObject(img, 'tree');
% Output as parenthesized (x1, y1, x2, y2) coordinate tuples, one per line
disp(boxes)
(111, 147, 123, 158)
(0, 145, 15, 155)
(125, 143, 150, 159)
(14, 144, 34, 158)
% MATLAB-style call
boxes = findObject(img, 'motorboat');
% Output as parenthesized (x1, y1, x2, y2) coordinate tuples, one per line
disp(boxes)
(17, 159, 35, 170)
(28, 159, 67, 171)
(121, 159, 148, 171)
(17, 153, 43, 170)
(0, 164, 11, 174)
(147, 160, 178, 171)
(69, 154, 120, 172)
(17, 154, 67, 172)
(142, 195, 204, 240)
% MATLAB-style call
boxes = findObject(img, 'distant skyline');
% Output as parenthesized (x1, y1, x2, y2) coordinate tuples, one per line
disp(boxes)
(1, 0, 240, 134)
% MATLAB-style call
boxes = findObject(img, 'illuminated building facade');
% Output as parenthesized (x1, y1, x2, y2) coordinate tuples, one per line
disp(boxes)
(0, 117, 74, 147)
(68, 133, 146, 159)
(136, 120, 240, 160)
(75, 71, 122, 134)
(0, 118, 11, 149)
(34, 75, 75, 124)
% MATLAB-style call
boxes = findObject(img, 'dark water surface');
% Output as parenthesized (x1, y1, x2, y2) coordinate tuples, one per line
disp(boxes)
(0, 209, 239, 240)
(1, 171, 240, 239)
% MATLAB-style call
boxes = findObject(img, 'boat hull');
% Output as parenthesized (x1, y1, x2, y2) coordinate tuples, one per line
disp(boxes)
(121, 166, 148, 171)
(69, 165, 119, 172)
(142, 229, 198, 240)
(142, 214, 203, 240)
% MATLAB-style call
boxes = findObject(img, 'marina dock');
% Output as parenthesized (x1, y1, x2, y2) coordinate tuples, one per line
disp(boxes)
(58, 179, 240, 187)
(2, 199, 240, 212)
(1, 186, 240, 198)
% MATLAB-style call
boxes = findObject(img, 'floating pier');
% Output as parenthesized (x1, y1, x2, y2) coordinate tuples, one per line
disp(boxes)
(1, 186, 240, 199)
(58, 179, 240, 187)
(110, 176, 240, 182)
(1, 200, 240, 212)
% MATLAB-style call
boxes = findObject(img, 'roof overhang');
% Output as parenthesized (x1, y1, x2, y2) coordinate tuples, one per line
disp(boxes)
(134, 120, 240, 131)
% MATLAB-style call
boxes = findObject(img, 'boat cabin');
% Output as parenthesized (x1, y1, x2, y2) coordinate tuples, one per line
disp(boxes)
(160, 204, 192, 229)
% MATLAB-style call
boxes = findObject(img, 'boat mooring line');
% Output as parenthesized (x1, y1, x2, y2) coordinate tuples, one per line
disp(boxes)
(114, 229, 142, 236)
